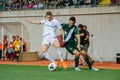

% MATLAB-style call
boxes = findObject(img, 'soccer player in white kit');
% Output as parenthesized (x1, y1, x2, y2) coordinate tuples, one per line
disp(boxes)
(26, 11, 67, 69)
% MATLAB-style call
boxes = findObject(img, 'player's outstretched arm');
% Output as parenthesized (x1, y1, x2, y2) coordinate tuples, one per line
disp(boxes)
(26, 18, 41, 24)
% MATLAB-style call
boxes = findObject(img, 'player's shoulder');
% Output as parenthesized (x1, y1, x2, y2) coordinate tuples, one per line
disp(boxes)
(52, 18, 59, 22)
(53, 18, 57, 21)
(61, 23, 69, 26)
(73, 25, 78, 29)
(73, 25, 79, 32)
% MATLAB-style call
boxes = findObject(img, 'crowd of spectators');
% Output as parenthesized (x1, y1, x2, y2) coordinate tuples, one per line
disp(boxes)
(0, 0, 120, 11)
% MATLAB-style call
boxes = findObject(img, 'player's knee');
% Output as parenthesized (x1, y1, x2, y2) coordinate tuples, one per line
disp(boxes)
(81, 50, 86, 54)
(54, 44, 60, 48)
(41, 45, 49, 53)
(73, 50, 80, 57)
(41, 49, 48, 54)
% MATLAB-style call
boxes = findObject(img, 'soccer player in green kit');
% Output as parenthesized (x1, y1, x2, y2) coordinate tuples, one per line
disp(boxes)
(61, 17, 99, 71)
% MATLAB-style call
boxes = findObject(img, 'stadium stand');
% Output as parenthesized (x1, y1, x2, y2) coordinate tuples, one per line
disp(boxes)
(0, 0, 120, 11)
(99, 0, 111, 5)
(0, 0, 3, 10)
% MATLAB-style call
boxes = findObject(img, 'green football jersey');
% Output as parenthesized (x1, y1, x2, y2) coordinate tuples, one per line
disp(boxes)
(61, 23, 79, 44)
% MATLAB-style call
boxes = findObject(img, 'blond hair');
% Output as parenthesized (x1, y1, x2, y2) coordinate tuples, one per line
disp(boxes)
(45, 11, 53, 16)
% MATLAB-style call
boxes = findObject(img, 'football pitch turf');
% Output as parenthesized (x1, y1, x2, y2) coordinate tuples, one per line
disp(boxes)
(0, 64, 120, 80)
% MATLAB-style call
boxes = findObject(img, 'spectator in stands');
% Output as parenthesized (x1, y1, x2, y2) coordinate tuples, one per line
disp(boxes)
(68, 0, 74, 6)
(2, 0, 120, 11)
(5, 0, 20, 10)
(119, 0, 120, 5)
(74, 0, 78, 7)
(12, 0, 20, 10)
(37, 1, 44, 9)
(118, 0, 120, 6)
(28, 0, 34, 9)
(62, 0, 69, 7)
(50, 0, 56, 9)
(56, 0, 62, 8)
(111, 0, 120, 5)
(5, 1, 14, 10)
(41, 0, 46, 9)
(22, 0, 29, 9)
(0, 0, 4, 10)
(20, 37, 27, 52)
(91, 0, 101, 6)
(43, 0, 50, 9)
(111, 0, 116, 5)
(91, 0, 96, 6)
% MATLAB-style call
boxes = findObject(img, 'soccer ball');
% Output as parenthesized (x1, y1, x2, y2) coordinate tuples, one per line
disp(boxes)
(48, 63, 57, 71)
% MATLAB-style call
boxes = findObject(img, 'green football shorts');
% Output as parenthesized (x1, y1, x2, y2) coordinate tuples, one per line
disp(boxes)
(65, 43, 84, 55)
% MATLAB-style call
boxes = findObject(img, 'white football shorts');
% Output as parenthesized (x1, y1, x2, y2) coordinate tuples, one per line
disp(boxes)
(41, 34, 57, 45)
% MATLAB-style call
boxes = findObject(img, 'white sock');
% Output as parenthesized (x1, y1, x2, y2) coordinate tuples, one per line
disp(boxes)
(43, 52, 55, 63)
(57, 48, 64, 62)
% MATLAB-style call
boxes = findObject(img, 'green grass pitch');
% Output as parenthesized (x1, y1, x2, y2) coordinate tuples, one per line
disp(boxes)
(0, 64, 120, 80)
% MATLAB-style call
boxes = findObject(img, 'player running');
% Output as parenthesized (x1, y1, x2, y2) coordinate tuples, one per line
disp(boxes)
(26, 11, 67, 69)
(61, 16, 99, 71)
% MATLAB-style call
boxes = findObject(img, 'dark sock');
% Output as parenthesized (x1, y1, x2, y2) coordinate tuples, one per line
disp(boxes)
(84, 57, 92, 69)
(74, 56, 79, 67)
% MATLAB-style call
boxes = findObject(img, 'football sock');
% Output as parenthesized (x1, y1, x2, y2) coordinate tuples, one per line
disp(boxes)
(86, 54, 93, 61)
(74, 56, 79, 67)
(57, 48, 64, 62)
(84, 56, 92, 69)
(43, 52, 55, 63)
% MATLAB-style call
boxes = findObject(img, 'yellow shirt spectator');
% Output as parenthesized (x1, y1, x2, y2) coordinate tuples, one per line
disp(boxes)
(14, 40, 21, 52)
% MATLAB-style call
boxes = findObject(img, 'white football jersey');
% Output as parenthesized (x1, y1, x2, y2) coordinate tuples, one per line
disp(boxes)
(40, 18, 62, 36)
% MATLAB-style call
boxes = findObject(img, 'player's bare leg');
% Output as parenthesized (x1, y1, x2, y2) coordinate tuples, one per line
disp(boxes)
(79, 55, 86, 66)
(80, 50, 99, 71)
(73, 50, 81, 71)
(81, 50, 94, 64)
(53, 40, 67, 69)
(42, 44, 55, 63)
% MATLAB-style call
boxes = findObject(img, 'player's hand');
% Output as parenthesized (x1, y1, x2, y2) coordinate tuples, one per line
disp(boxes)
(62, 39, 65, 43)
(77, 44, 81, 51)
